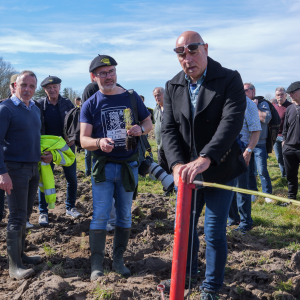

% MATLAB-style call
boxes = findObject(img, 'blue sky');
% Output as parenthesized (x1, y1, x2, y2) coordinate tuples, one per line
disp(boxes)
(1, 0, 299, 108)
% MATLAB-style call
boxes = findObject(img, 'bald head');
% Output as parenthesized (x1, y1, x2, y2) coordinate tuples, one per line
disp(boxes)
(175, 31, 208, 84)
(176, 31, 204, 47)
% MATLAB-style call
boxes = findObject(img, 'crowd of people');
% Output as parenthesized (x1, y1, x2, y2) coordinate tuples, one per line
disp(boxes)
(0, 30, 300, 300)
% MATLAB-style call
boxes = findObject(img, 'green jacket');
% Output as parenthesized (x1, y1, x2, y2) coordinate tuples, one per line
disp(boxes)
(38, 135, 76, 209)
(153, 104, 163, 150)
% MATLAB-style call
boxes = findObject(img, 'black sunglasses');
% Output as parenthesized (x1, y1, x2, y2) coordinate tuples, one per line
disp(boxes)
(244, 88, 254, 92)
(173, 43, 205, 54)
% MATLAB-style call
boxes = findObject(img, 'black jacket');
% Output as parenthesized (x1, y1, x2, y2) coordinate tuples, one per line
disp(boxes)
(37, 94, 74, 129)
(161, 57, 247, 184)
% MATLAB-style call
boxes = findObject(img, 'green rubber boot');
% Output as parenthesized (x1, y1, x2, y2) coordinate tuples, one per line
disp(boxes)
(7, 230, 35, 279)
(21, 226, 42, 265)
(89, 229, 107, 281)
(112, 226, 131, 278)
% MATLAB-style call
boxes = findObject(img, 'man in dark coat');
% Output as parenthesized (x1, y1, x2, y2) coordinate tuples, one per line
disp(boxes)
(161, 31, 246, 299)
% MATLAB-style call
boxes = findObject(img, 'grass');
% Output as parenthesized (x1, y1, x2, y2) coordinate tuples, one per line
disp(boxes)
(276, 279, 293, 292)
(92, 284, 114, 299)
(43, 243, 56, 257)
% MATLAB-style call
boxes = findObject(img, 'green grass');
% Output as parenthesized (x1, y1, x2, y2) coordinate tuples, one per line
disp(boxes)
(249, 153, 300, 248)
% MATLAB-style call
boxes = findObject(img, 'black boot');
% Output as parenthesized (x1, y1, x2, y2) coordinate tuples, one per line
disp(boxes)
(112, 226, 131, 278)
(21, 226, 42, 265)
(7, 230, 35, 279)
(89, 229, 106, 281)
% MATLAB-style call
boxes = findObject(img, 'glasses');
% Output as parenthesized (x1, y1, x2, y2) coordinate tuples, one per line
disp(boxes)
(173, 43, 205, 54)
(244, 88, 254, 92)
(94, 69, 116, 78)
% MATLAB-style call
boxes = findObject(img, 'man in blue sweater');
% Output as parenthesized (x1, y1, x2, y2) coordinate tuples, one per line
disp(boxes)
(0, 71, 51, 279)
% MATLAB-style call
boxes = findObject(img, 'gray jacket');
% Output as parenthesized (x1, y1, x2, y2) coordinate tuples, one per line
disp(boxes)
(257, 100, 272, 146)
(153, 104, 163, 150)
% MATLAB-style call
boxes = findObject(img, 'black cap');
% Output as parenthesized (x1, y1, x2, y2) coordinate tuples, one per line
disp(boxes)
(41, 76, 62, 87)
(89, 55, 117, 73)
(287, 81, 300, 94)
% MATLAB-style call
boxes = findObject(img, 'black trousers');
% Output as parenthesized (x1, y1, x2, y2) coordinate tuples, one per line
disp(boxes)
(6, 162, 39, 231)
(157, 148, 170, 175)
(283, 147, 300, 199)
(0, 189, 4, 222)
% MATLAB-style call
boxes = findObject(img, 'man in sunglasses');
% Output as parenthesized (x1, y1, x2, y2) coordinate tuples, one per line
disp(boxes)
(161, 31, 246, 299)
(80, 54, 152, 281)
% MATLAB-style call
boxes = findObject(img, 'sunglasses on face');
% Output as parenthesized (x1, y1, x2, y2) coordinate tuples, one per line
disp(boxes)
(244, 88, 254, 92)
(173, 43, 205, 54)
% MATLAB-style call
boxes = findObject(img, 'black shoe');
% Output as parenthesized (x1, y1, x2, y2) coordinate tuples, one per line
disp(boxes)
(89, 229, 107, 281)
(279, 202, 291, 207)
(21, 226, 42, 265)
(112, 226, 131, 278)
(200, 288, 220, 300)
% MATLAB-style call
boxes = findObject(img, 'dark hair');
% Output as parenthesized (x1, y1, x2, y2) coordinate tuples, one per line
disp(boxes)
(139, 95, 144, 101)
(75, 97, 81, 101)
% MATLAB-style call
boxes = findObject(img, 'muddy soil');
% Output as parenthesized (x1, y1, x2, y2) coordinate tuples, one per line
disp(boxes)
(0, 167, 300, 299)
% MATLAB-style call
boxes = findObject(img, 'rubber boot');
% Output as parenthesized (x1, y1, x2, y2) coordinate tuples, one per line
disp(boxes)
(7, 230, 35, 279)
(21, 226, 42, 265)
(89, 229, 106, 281)
(112, 226, 131, 278)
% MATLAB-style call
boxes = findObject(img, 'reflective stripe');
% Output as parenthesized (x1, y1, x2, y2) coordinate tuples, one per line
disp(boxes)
(44, 188, 56, 196)
(59, 144, 69, 152)
(41, 162, 50, 166)
(39, 182, 43, 187)
(57, 150, 66, 165)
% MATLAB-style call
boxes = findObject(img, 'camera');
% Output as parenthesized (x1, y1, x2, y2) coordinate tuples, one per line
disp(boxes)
(139, 156, 174, 192)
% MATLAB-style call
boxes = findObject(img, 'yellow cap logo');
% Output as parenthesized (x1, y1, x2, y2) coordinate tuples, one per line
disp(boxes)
(49, 79, 53, 82)
(101, 58, 111, 65)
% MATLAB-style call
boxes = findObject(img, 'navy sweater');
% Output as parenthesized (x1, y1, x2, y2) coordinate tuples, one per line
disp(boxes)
(0, 99, 41, 175)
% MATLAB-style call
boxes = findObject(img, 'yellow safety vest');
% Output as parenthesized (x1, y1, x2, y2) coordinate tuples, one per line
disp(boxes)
(38, 135, 75, 209)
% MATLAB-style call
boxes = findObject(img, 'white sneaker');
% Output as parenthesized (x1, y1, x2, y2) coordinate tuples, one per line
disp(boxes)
(39, 213, 49, 227)
(106, 223, 115, 232)
(26, 221, 34, 229)
(251, 195, 257, 202)
(265, 197, 274, 203)
(66, 208, 82, 219)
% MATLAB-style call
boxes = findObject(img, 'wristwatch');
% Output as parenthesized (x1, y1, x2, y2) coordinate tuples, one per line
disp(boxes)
(140, 125, 145, 134)
(246, 148, 252, 153)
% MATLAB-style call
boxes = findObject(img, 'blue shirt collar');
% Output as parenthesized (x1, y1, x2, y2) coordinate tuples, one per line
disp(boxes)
(185, 68, 207, 85)
(11, 94, 35, 109)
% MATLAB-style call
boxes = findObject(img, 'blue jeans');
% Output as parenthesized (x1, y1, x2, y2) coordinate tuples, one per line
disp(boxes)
(273, 136, 285, 177)
(248, 144, 272, 194)
(39, 159, 77, 214)
(180, 180, 234, 292)
(0, 189, 4, 222)
(90, 161, 138, 230)
(228, 167, 252, 230)
(85, 150, 92, 176)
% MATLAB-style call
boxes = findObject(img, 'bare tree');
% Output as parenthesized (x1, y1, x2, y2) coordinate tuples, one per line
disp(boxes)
(62, 87, 81, 105)
(264, 93, 273, 101)
(0, 57, 18, 99)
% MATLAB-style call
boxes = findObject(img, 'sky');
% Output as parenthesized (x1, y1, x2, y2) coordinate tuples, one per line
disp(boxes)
(0, 0, 299, 108)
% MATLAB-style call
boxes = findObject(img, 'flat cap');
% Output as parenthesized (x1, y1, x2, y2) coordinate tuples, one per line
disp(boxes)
(287, 81, 300, 94)
(41, 75, 62, 87)
(10, 74, 19, 85)
(89, 55, 117, 73)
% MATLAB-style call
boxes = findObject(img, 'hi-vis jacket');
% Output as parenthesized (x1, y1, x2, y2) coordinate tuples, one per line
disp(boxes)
(39, 135, 75, 209)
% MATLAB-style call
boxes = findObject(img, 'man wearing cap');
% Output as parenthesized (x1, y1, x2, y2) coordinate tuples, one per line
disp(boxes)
(80, 54, 152, 281)
(282, 81, 300, 200)
(37, 76, 80, 226)
(0, 70, 49, 279)
(161, 31, 246, 299)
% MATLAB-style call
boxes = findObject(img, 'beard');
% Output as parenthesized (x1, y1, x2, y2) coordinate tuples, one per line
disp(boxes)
(98, 78, 117, 93)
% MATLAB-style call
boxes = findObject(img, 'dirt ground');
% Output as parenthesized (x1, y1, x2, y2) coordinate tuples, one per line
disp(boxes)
(1, 168, 300, 300)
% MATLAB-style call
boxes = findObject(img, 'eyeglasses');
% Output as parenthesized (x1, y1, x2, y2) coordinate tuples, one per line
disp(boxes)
(244, 88, 254, 92)
(173, 43, 205, 54)
(94, 69, 116, 78)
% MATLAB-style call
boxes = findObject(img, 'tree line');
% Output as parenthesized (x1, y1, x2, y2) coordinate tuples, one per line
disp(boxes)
(0, 57, 81, 103)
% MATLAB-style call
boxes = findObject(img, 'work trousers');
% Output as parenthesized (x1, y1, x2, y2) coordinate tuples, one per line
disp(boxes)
(283, 146, 300, 199)
(5, 162, 39, 231)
